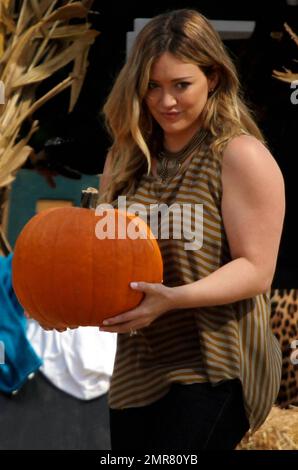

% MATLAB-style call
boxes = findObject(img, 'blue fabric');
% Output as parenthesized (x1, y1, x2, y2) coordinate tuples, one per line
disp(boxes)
(0, 253, 42, 393)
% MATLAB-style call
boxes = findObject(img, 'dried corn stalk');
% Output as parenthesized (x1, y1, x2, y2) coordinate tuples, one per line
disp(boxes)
(0, 0, 100, 188)
(272, 23, 298, 83)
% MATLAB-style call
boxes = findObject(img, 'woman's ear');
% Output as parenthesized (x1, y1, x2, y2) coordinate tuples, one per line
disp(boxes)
(208, 68, 219, 93)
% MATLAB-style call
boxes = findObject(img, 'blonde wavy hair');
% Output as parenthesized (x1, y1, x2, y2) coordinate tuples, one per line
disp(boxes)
(101, 9, 265, 203)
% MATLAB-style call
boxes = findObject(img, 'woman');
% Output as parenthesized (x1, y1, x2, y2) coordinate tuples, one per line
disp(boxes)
(98, 9, 285, 450)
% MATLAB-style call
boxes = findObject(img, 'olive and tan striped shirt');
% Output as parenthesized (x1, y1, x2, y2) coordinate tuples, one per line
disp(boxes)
(108, 133, 282, 431)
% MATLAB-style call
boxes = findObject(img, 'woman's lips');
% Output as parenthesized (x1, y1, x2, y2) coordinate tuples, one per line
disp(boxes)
(161, 112, 181, 120)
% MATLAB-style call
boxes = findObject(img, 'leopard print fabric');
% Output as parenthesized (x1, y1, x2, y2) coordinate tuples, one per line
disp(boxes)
(270, 289, 298, 407)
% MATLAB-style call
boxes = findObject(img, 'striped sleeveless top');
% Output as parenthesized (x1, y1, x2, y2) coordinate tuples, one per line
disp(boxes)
(108, 133, 282, 431)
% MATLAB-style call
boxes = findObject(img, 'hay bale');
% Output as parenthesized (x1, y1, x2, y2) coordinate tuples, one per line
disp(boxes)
(237, 405, 298, 450)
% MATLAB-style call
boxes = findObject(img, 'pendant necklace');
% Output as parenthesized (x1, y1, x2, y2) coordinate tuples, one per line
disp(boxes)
(156, 128, 208, 181)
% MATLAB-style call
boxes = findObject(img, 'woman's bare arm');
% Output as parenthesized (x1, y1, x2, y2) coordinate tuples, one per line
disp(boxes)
(169, 134, 285, 309)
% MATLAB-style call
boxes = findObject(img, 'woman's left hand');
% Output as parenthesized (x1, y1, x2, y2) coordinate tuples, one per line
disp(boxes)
(99, 282, 174, 334)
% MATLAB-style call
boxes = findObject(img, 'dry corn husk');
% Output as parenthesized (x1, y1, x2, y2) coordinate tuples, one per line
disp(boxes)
(237, 405, 298, 450)
(0, 0, 100, 189)
(272, 23, 298, 83)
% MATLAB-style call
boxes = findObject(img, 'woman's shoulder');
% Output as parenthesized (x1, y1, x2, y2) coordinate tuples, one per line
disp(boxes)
(221, 134, 284, 192)
(222, 134, 282, 177)
(223, 134, 266, 157)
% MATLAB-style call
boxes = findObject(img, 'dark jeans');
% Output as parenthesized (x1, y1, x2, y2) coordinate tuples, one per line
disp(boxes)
(109, 378, 250, 450)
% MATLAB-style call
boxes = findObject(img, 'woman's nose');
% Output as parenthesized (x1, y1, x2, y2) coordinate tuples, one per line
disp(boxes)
(159, 91, 177, 107)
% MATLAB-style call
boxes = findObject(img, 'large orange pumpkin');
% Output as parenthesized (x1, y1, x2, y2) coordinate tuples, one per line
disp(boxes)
(12, 207, 163, 329)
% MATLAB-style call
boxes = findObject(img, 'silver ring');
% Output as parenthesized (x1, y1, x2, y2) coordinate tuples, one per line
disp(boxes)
(129, 329, 138, 337)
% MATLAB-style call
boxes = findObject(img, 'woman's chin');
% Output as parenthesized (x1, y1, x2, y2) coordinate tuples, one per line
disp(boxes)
(159, 122, 185, 134)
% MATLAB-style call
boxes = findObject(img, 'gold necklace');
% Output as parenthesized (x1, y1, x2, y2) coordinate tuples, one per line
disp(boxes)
(156, 128, 208, 181)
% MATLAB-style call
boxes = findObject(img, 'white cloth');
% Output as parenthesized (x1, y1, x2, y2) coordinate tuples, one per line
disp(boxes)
(26, 319, 117, 400)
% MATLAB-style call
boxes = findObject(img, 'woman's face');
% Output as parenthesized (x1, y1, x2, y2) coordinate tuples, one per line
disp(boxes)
(145, 52, 216, 145)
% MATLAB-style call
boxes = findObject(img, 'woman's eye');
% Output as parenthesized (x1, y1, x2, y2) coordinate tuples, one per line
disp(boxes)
(148, 82, 158, 90)
(176, 82, 191, 90)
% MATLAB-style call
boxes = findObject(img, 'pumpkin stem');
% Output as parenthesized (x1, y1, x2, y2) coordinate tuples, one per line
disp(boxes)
(80, 187, 99, 209)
